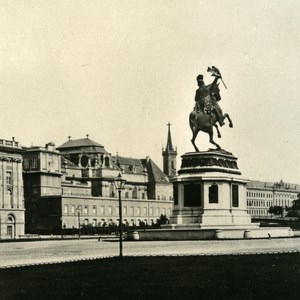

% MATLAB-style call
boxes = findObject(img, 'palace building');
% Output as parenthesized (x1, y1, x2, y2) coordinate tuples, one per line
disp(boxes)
(0, 138, 25, 239)
(246, 180, 300, 218)
(23, 135, 174, 233)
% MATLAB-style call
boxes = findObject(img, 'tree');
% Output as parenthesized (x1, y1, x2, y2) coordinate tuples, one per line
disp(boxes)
(286, 194, 300, 219)
(156, 214, 169, 226)
(268, 206, 283, 216)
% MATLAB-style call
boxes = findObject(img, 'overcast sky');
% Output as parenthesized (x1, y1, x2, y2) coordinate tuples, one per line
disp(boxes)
(0, 1, 299, 183)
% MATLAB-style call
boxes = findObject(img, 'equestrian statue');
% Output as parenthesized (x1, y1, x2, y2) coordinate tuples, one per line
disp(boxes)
(190, 66, 233, 152)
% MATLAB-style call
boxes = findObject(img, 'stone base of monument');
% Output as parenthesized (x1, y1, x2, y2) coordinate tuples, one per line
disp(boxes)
(136, 150, 293, 241)
(134, 226, 293, 241)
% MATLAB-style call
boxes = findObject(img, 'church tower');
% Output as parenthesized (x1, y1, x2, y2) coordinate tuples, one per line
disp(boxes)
(162, 122, 177, 178)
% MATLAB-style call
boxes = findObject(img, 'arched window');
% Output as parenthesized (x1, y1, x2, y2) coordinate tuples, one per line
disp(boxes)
(7, 215, 15, 223)
(81, 155, 89, 168)
(6, 214, 15, 239)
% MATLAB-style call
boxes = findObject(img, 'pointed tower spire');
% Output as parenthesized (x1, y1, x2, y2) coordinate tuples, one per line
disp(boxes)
(162, 122, 177, 178)
(166, 122, 174, 150)
(116, 152, 120, 167)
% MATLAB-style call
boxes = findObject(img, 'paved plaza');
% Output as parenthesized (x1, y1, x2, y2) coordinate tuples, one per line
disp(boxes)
(1, 237, 300, 268)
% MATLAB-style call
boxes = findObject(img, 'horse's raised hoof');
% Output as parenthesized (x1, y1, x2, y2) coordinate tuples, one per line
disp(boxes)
(229, 123, 233, 128)
(217, 134, 221, 138)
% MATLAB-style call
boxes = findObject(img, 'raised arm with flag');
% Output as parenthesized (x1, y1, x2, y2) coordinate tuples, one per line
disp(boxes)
(207, 66, 227, 89)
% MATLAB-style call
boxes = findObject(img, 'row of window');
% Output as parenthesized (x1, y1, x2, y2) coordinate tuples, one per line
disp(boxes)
(247, 199, 293, 208)
(62, 187, 90, 196)
(247, 200, 273, 207)
(247, 192, 273, 198)
(273, 199, 292, 207)
(23, 157, 38, 169)
(63, 204, 171, 217)
(157, 196, 172, 200)
(23, 155, 60, 171)
(274, 193, 293, 198)
(73, 218, 156, 227)
(247, 191, 298, 199)
(108, 192, 172, 200)
(247, 209, 268, 216)
(108, 185, 146, 199)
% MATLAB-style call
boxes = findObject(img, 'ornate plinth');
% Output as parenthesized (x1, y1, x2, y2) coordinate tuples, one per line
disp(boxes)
(168, 150, 256, 229)
(179, 150, 241, 175)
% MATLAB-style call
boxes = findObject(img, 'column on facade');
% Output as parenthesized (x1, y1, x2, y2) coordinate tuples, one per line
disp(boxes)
(178, 184, 184, 209)
(17, 159, 22, 209)
(2, 159, 5, 208)
(78, 154, 82, 167)
(11, 158, 14, 209)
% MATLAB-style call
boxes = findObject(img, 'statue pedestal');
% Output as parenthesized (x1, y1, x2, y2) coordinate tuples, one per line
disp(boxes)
(168, 150, 257, 229)
(134, 150, 292, 240)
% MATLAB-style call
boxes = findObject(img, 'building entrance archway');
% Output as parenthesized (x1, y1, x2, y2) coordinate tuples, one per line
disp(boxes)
(6, 215, 15, 239)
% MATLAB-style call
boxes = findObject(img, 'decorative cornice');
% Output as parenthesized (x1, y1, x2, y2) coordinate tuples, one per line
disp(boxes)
(0, 153, 22, 163)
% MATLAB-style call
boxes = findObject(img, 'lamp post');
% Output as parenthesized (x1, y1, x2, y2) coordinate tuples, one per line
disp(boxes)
(76, 206, 81, 239)
(114, 173, 126, 257)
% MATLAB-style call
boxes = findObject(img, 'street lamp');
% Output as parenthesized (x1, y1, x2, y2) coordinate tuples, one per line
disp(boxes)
(76, 206, 81, 239)
(114, 173, 126, 257)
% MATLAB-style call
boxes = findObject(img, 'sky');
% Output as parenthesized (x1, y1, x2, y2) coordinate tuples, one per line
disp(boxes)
(0, 0, 299, 183)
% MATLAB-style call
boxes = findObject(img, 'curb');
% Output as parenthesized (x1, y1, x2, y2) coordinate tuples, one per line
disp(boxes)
(1, 250, 299, 270)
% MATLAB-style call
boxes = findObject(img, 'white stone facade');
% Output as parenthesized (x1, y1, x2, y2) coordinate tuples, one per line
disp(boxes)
(169, 151, 257, 229)
(0, 139, 25, 239)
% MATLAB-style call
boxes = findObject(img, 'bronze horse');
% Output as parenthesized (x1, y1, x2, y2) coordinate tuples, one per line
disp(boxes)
(189, 103, 233, 152)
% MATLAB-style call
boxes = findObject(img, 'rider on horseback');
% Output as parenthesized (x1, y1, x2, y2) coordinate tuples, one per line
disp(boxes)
(190, 67, 232, 152)
(194, 72, 225, 127)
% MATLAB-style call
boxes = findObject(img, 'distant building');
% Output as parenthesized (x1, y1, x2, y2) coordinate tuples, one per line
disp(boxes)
(141, 156, 172, 201)
(23, 142, 62, 233)
(246, 180, 300, 218)
(162, 122, 177, 178)
(0, 138, 25, 239)
(23, 136, 173, 233)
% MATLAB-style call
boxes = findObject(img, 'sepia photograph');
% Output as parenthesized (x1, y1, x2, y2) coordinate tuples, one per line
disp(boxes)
(0, 1, 299, 299)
